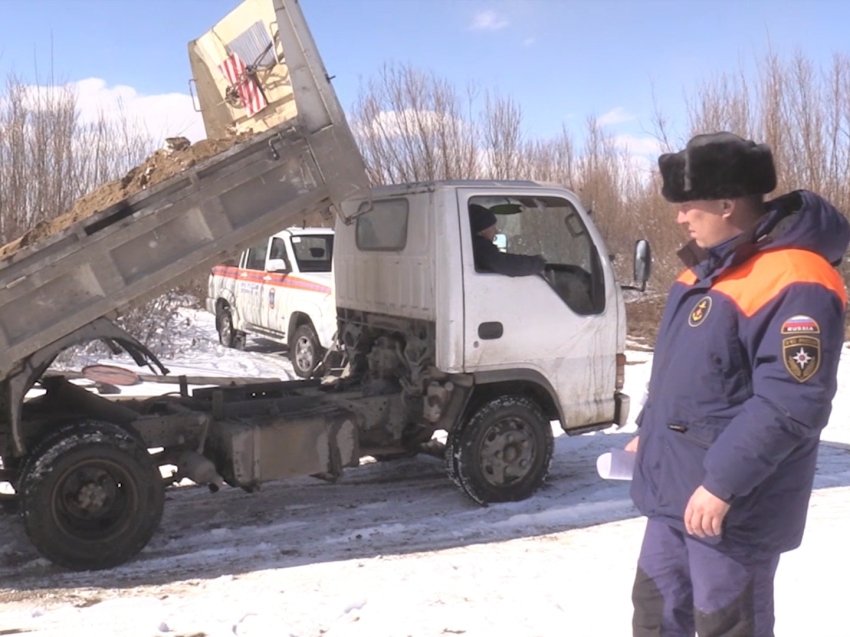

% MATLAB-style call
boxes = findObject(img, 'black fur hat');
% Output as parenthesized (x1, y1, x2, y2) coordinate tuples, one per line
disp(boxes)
(469, 204, 498, 233)
(658, 132, 777, 203)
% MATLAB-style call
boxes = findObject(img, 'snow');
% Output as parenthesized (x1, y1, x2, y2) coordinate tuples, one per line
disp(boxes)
(1, 309, 849, 636)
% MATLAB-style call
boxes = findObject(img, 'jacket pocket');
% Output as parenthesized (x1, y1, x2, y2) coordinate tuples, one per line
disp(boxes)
(666, 419, 723, 450)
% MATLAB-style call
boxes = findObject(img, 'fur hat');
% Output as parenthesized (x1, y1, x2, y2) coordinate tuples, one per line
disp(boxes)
(658, 132, 777, 203)
(469, 204, 497, 233)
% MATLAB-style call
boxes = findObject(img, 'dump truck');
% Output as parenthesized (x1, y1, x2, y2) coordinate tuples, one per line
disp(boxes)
(0, 0, 650, 571)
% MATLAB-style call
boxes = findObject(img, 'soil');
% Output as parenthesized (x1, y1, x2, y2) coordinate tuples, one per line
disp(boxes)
(626, 293, 850, 346)
(0, 135, 248, 262)
(625, 295, 666, 348)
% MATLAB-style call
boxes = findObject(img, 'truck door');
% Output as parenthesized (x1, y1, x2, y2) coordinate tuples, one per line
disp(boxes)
(238, 239, 270, 329)
(261, 235, 292, 337)
(458, 189, 620, 430)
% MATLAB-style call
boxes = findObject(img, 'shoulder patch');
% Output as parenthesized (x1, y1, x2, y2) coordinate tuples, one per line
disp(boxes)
(783, 335, 821, 382)
(688, 296, 712, 327)
(780, 315, 820, 334)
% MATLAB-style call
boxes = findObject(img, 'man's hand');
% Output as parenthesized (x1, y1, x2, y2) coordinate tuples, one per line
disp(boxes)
(624, 436, 639, 453)
(684, 485, 731, 538)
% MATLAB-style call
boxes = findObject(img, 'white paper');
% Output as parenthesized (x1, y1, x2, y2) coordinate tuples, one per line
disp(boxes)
(596, 449, 636, 481)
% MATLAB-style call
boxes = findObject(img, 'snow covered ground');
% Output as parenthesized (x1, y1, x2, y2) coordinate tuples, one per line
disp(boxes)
(1, 308, 850, 636)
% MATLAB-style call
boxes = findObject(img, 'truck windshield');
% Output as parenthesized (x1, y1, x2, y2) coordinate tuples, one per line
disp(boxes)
(291, 234, 334, 273)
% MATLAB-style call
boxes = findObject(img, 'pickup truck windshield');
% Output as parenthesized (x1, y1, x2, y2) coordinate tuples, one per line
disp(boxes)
(292, 234, 334, 272)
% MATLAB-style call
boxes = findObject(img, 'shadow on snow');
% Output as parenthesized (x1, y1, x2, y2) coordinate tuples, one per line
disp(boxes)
(1, 431, 849, 597)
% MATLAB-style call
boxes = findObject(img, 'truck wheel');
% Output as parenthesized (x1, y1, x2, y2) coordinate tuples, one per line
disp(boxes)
(447, 395, 553, 505)
(19, 421, 164, 571)
(217, 306, 245, 350)
(290, 323, 321, 378)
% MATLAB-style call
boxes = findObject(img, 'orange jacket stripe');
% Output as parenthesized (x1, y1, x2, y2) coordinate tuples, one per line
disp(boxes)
(677, 249, 846, 317)
(677, 269, 698, 285)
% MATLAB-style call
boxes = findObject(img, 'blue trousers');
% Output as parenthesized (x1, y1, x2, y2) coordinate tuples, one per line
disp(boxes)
(632, 519, 780, 637)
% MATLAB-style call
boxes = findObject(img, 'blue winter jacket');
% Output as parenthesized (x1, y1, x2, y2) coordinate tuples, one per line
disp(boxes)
(630, 190, 849, 563)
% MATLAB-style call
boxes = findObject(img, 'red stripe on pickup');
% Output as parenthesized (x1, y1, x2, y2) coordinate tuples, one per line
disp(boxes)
(211, 265, 332, 294)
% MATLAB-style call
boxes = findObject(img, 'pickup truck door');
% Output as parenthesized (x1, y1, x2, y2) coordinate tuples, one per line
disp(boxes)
(261, 236, 292, 338)
(458, 189, 620, 431)
(238, 240, 271, 329)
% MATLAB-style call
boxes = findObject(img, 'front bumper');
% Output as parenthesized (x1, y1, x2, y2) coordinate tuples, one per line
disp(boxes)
(614, 391, 630, 427)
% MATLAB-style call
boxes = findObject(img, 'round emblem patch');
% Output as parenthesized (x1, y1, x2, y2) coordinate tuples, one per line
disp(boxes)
(781, 315, 821, 382)
(688, 296, 712, 327)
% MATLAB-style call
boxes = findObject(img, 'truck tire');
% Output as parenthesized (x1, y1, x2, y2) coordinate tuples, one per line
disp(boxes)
(290, 323, 321, 378)
(19, 420, 164, 571)
(446, 395, 553, 505)
(217, 306, 245, 350)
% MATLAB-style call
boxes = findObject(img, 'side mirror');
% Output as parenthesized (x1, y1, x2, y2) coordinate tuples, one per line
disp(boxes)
(266, 258, 288, 273)
(493, 233, 507, 252)
(632, 239, 651, 291)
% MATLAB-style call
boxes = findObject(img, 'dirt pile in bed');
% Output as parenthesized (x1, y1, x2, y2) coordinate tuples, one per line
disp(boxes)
(0, 134, 248, 262)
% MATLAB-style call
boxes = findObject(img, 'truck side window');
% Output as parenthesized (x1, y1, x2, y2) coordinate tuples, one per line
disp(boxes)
(356, 199, 408, 251)
(468, 195, 605, 315)
(244, 242, 268, 271)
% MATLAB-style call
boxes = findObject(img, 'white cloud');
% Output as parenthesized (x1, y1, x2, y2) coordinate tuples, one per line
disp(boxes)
(470, 10, 510, 31)
(354, 109, 469, 140)
(523, 37, 536, 47)
(72, 78, 206, 144)
(613, 134, 661, 156)
(16, 78, 206, 146)
(597, 107, 636, 127)
(611, 135, 662, 180)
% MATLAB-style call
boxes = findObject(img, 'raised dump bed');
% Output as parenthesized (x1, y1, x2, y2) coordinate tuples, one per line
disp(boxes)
(0, 0, 368, 385)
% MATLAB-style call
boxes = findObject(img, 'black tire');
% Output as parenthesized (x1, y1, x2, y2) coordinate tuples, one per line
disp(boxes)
(0, 494, 19, 514)
(447, 395, 553, 505)
(290, 323, 321, 378)
(19, 421, 164, 571)
(217, 306, 245, 350)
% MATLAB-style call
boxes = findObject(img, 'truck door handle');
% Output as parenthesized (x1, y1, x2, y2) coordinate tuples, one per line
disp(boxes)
(478, 322, 503, 340)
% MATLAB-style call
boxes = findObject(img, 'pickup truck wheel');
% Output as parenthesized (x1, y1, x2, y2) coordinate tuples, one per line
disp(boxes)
(448, 395, 553, 505)
(217, 307, 245, 350)
(19, 421, 164, 571)
(290, 323, 321, 378)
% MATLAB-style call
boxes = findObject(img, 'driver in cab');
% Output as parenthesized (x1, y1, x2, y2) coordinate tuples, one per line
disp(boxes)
(469, 203, 546, 277)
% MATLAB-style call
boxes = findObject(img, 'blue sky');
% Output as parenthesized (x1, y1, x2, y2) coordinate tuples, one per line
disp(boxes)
(1, 0, 849, 151)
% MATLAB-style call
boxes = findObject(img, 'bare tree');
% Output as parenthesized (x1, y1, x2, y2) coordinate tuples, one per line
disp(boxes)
(0, 72, 200, 356)
(351, 50, 850, 291)
(480, 92, 524, 180)
(352, 63, 479, 184)
(0, 75, 152, 245)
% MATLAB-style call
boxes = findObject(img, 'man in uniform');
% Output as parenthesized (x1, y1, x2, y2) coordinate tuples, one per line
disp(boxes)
(628, 132, 849, 636)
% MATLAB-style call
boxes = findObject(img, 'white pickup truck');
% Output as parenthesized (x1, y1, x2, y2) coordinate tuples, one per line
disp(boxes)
(207, 227, 336, 378)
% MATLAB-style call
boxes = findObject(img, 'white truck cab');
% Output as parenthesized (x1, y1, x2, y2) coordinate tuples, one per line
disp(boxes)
(334, 181, 648, 503)
(207, 227, 336, 377)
